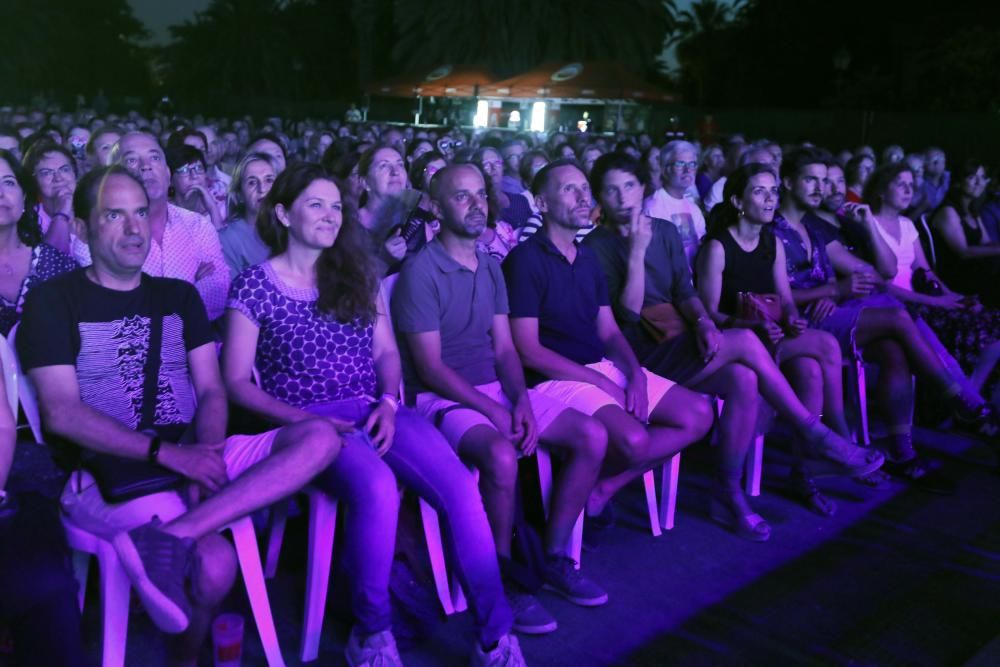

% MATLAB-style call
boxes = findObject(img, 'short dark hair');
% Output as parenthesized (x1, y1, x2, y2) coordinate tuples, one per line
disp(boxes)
(779, 147, 827, 183)
(167, 126, 208, 153)
(845, 153, 875, 186)
(86, 125, 124, 158)
(862, 162, 913, 209)
(530, 157, 583, 196)
(165, 144, 206, 173)
(72, 165, 148, 223)
(248, 132, 288, 161)
(427, 163, 483, 203)
(589, 152, 649, 199)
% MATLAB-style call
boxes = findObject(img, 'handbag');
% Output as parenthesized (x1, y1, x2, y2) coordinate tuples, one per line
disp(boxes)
(82, 293, 187, 503)
(911, 268, 944, 296)
(737, 291, 782, 323)
(639, 303, 688, 343)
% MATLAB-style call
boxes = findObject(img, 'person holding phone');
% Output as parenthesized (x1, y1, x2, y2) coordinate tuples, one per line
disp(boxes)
(357, 144, 435, 275)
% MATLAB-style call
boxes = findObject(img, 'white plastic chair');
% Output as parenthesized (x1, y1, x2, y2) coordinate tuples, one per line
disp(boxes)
(6, 329, 287, 667)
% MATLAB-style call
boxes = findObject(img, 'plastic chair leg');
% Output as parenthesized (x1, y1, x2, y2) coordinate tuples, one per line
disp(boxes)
(227, 517, 286, 667)
(642, 469, 663, 537)
(264, 501, 289, 580)
(72, 550, 91, 613)
(745, 435, 764, 497)
(96, 542, 130, 667)
(855, 360, 870, 446)
(659, 453, 681, 531)
(420, 498, 457, 615)
(299, 491, 337, 663)
(536, 449, 584, 567)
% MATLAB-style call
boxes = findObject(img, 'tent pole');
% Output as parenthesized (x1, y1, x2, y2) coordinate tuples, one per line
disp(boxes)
(415, 95, 423, 125)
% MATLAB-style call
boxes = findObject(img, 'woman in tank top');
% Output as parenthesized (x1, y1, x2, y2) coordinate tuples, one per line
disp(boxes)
(865, 162, 1000, 440)
(697, 164, 883, 516)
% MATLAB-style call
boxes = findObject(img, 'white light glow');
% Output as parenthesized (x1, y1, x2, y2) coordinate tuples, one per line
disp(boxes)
(473, 100, 489, 128)
(530, 101, 546, 132)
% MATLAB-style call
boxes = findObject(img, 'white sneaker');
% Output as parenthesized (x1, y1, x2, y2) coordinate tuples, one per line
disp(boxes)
(471, 633, 527, 667)
(345, 627, 404, 667)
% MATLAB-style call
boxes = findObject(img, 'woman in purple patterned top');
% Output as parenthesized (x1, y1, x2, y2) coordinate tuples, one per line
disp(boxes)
(222, 163, 521, 666)
(0, 150, 78, 337)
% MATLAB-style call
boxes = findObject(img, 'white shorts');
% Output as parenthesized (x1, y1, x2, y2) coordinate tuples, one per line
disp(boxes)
(415, 381, 574, 448)
(60, 429, 280, 536)
(533, 359, 676, 418)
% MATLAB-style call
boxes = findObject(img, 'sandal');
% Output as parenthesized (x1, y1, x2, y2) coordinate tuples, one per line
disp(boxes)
(788, 474, 837, 517)
(801, 428, 884, 478)
(852, 469, 891, 488)
(709, 496, 771, 542)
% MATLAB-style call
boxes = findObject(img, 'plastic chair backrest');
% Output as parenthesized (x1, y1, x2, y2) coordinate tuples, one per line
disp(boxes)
(7, 323, 44, 443)
(918, 214, 937, 269)
(0, 333, 19, 419)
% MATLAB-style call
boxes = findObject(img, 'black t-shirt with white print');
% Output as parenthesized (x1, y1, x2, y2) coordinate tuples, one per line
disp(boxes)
(17, 269, 215, 436)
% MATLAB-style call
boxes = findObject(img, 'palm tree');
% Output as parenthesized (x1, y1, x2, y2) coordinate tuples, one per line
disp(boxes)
(670, 0, 745, 104)
(390, 0, 676, 78)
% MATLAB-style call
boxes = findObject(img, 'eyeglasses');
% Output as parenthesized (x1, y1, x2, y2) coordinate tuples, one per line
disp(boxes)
(437, 139, 464, 151)
(35, 164, 74, 181)
(669, 161, 698, 171)
(175, 163, 205, 176)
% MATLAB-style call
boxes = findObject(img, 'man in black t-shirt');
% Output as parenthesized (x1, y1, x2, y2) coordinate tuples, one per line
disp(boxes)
(17, 166, 341, 658)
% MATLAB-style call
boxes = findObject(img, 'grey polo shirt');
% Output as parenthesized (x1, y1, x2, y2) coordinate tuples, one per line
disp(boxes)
(391, 239, 509, 396)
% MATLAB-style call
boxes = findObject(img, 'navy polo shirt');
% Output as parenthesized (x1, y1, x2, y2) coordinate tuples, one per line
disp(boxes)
(503, 230, 609, 382)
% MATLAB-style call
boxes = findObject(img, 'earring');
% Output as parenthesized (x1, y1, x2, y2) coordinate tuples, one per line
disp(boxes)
(738, 209, 744, 217)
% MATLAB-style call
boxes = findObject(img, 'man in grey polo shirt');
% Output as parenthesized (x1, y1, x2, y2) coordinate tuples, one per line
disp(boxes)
(391, 164, 609, 635)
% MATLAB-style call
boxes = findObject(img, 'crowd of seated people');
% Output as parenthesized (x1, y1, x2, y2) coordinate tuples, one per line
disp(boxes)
(2, 102, 1000, 667)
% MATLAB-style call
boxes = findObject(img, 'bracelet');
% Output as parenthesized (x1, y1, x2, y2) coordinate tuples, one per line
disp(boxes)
(379, 393, 400, 413)
(147, 435, 163, 463)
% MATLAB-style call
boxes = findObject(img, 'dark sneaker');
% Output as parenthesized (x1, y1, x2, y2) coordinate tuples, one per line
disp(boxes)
(112, 517, 194, 634)
(471, 633, 527, 667)
(507, 588, 557, 635)
(542, 555, 608, 607)
(345, 627, 403, 667)
(582, 505, 616, 552)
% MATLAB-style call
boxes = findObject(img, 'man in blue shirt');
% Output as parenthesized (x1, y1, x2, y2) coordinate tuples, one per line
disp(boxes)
(503, 159, 714, 539)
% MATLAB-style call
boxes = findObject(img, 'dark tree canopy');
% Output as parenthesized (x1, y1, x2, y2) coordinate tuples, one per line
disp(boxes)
(0, 0, 150, 103)
(672, 0, 1000, 112)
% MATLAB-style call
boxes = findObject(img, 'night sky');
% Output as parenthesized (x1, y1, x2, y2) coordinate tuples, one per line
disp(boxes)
(129, 0, 707, 49)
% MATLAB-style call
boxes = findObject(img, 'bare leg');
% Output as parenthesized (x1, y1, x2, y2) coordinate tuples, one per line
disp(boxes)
(686, 328, 815, 428)
(862, 338, 914, 435)
(166, 533, 237, 667)
(690, 363, 759, 517)
(778, 331, 850, 437)
(587, 386, 713, 515)
(165, 418, 341, 540)
(536, 411, 607, 554)
(457, 426, 519, 557)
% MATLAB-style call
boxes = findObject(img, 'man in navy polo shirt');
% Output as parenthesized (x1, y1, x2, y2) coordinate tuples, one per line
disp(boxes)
(503, 159, 714, 533)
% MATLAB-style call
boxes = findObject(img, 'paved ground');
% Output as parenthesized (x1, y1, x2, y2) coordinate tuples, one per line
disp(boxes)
(72, 427, 1000, 666)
